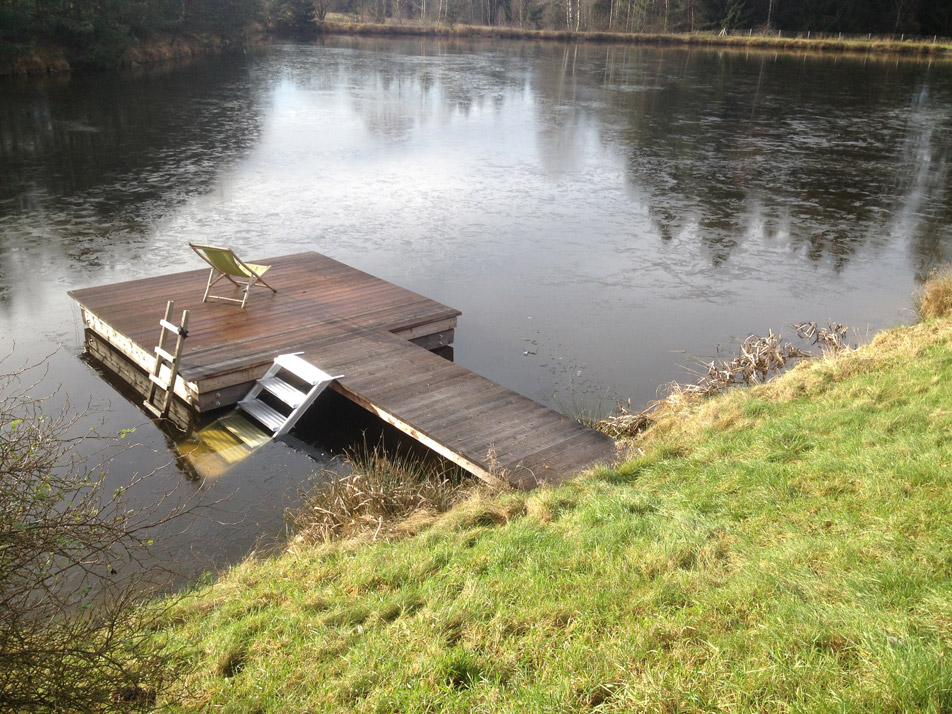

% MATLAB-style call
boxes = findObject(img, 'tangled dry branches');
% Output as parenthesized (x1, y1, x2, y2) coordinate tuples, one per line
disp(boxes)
(0, 355, 201, 713)
(688, 330, 811, 393)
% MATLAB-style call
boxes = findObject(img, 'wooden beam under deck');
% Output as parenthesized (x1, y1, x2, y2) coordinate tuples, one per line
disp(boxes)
(69, 251, 615, 488)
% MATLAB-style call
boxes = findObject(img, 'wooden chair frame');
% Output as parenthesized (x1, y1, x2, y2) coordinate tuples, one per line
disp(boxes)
(189, 243, 277, 308)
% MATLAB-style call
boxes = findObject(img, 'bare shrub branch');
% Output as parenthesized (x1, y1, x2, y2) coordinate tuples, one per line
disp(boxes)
(0, 356, 202, 713)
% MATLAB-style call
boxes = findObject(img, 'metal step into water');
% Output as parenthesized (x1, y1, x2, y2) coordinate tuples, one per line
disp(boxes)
(218, 412, 271, 449)
(176, 421, 252, 479)
(237, 353, 342, 438)
(178, 354, 343, 477)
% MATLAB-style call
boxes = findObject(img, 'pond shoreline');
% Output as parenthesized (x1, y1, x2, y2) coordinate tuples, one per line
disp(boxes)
(319, 21, 952, 57)
(4, 22, 949, 77)
(0, 28, 267, 77)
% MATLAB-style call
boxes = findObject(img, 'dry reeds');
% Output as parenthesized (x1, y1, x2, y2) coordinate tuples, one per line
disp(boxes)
(689, 331, 811, 392)
(597, 331, 812, 439)
(317, 21, 952, 57)
(287, 443, 474, 544)
(915, 267, 952, 321)
(793, 321, 853, 354)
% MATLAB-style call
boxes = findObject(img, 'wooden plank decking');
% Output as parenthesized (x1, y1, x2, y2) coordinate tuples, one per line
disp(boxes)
(69, 251, 616, 488)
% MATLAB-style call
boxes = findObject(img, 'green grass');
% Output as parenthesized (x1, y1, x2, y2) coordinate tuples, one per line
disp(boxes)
(153, 318, 952, 712)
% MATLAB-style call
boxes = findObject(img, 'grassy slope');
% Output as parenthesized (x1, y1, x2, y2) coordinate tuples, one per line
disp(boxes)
(156, 320, 952, 713)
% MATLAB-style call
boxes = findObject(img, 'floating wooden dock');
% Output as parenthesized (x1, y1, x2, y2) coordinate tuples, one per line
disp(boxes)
(69, 252, 615, 488)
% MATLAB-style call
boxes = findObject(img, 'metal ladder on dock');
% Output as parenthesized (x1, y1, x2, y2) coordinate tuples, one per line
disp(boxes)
(144, 301, 189, 418)
(235, 353, 342, 439)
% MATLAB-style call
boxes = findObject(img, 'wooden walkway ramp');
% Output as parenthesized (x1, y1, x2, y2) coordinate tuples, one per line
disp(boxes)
(69, 252, 615, 488)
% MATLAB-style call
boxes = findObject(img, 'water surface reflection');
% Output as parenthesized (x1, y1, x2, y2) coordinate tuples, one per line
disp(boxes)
(1, 39, 950, 573)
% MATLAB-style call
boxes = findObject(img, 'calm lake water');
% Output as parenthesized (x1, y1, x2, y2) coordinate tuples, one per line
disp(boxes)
(2, 38, 951, 575)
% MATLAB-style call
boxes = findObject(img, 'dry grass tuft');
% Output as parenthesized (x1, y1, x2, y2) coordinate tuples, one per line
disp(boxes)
(287, 444, 475, 545)
(432, 490, 523, 531)
(915, 267, 952, 321)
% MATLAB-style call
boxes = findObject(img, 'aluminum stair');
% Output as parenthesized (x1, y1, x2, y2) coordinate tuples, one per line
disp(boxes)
(237, 353, 342, 439)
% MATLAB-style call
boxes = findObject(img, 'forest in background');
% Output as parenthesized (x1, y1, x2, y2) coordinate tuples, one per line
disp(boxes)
(1, 0, 951, 69)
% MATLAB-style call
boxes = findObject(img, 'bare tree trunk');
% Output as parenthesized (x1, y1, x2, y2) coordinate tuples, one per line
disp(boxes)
(894, 0, 910, 34)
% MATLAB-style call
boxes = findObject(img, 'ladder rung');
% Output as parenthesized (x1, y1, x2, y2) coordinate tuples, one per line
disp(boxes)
(258, 377, 309, 408)
(154, 347, 175, 363)
(149, 373, 171, 388)
(237, 399, 286, 433)
(143, 401, 163, 417)
(143, 302, 188, 422)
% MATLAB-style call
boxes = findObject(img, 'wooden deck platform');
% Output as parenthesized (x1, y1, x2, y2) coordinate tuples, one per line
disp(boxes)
(69, 252, 616, 488)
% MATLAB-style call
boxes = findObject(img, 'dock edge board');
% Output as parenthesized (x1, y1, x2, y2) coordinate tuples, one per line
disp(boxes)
(330, 382, 502, 486)
(84, 330, 195, 429)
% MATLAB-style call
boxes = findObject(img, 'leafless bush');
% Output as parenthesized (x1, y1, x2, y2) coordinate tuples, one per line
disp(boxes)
(0, 355, 198, 713)
(288, 442, 475, 544)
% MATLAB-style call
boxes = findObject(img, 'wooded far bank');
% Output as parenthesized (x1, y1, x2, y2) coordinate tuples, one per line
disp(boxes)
(2, 0, 952, 74)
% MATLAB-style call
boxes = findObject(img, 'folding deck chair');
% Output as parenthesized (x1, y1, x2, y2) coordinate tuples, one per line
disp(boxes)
(189, 243, 277, 309)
